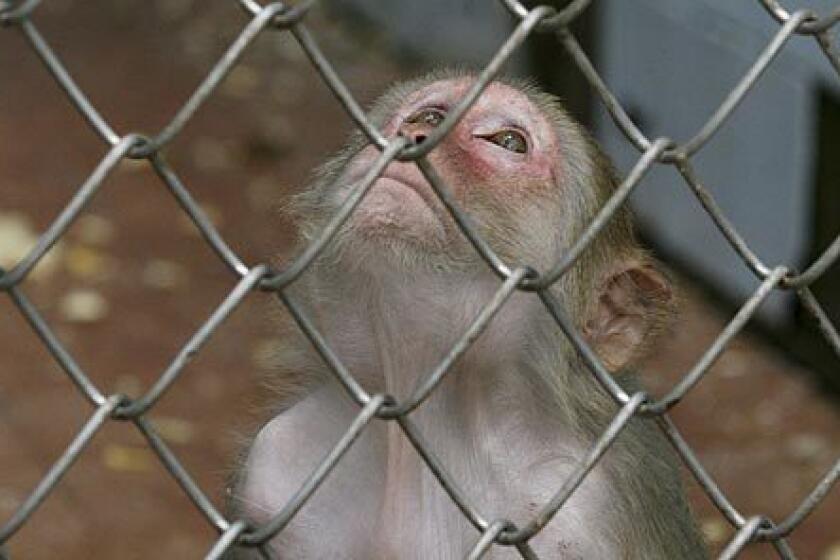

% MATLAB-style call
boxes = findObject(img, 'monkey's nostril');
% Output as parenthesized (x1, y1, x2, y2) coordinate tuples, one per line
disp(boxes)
(413, 133, 427, 145)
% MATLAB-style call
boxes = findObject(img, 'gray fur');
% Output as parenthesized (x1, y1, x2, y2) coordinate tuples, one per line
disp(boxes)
(225, 70, 707, 559)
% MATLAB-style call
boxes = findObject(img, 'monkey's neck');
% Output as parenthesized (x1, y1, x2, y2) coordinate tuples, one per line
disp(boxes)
(299, 265, 601, 537)
(307, 266, 566, 435)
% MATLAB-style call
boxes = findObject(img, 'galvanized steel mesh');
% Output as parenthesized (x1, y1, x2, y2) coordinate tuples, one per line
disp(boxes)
(1, 0, 840, 558)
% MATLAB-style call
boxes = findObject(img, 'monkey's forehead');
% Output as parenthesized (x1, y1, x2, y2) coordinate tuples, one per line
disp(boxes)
(404, 78, 539, 118)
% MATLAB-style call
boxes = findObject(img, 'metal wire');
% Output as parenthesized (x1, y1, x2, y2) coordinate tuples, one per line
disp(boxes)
(0, 1, 838, 558)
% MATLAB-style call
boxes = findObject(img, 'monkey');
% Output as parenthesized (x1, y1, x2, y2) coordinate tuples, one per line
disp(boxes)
(227, 68, 708, 559)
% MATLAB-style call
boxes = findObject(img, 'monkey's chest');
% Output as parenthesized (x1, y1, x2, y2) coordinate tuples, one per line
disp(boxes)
(245, 407, 618, 559)
(291, 429, 618, 559)
(367, 440, 615, 560)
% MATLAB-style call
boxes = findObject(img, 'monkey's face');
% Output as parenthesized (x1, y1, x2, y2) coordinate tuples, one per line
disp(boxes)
(306, 77, 571, 271)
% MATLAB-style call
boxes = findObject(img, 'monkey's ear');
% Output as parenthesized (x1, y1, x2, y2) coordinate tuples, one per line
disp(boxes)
(583, 263, 673, 372)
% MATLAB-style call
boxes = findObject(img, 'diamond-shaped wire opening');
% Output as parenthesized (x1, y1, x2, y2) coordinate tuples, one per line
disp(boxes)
(0, 396, 120, 543)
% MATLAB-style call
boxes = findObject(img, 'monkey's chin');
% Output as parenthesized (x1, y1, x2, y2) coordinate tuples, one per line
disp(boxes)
(348, 178, 448, 251)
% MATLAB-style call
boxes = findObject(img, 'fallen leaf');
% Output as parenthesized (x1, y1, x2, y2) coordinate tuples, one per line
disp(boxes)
(102, 445, 156, 473)
(154, 416, 197, 445)
(73, 214, 115, 246)
(824, 543, 840, 560)
(700, 517, 728, 545)
(787, 433, 830, 462)
(65, 244, 115, 282)
(141, 259, 188, 290)
(0, 211, 63, 282)
(59, 289, 109, 323)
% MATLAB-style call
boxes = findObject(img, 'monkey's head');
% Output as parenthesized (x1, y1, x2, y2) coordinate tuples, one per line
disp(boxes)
(291, 68, 672, 372)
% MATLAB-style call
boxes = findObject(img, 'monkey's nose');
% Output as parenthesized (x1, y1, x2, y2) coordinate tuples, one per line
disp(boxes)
(402, 129, 427, 145)
(399, 123, 429, 146)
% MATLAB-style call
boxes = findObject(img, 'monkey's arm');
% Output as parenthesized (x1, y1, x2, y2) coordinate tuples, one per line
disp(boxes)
(232, 385, 384, 559)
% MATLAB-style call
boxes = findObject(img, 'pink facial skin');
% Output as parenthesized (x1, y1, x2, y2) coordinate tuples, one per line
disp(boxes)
(337, 79, 563, 246)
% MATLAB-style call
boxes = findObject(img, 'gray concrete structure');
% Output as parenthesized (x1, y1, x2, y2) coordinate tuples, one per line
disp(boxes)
(596, 0, 840, 323)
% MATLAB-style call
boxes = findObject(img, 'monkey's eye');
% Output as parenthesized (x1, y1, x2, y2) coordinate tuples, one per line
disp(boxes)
(487, 130, 528, 153)
(406, 108, 446, 127)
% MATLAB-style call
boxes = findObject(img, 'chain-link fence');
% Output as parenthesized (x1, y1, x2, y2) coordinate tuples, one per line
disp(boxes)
(1, 0, 839, 558)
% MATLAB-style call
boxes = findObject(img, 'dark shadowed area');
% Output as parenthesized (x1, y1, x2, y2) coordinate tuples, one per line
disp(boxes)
(0, 2, 837, 559)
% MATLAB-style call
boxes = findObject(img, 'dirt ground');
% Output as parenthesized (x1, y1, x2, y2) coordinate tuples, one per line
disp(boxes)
(0, 2, 837, 559)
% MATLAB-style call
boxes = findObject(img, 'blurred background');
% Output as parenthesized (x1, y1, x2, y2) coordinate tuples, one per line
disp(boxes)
(0, 1, 838, 558)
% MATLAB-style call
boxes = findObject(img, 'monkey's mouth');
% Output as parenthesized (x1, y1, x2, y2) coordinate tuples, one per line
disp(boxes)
(375, 166, 440, 214)
(337, 166, 450, 245)
(334, 156, 457, 248)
